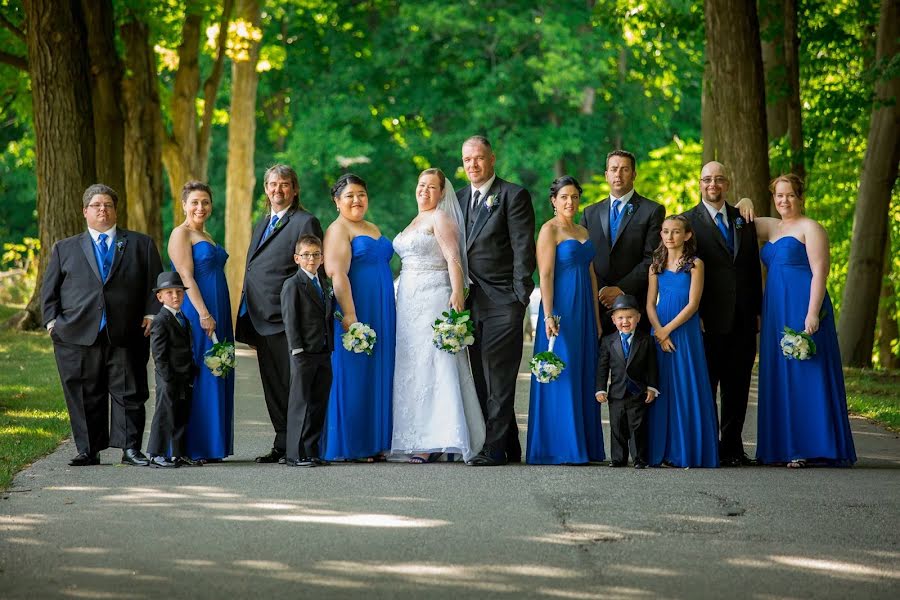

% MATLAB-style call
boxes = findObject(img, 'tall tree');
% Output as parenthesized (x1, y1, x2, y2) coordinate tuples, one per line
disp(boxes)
(162, 0, 233, 225)
(838, 0, 899, 367)
(225, 0, 261, 319)
(704, 0, 771, 213)
(15, 0, 96, 329)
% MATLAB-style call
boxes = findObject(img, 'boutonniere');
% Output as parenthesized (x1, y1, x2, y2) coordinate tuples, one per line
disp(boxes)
(273, 217, 286, 231)
(734, 217, 745, 230)
(115, 238, 127, 252)
(624, 203, 635, 217)
(484, 194, 497, 213)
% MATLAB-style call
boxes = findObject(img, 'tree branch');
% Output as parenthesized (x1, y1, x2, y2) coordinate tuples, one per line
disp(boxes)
(198, 0, 234, 176)
(0, 12, 26, 42)
(0, 49, 26, 70)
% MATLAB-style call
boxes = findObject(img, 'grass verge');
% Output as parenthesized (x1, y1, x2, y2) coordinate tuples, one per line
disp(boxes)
(844, 367, 900, 432)
(0, 304, 69, 490)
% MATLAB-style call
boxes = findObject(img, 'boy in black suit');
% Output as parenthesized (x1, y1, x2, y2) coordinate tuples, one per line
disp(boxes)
(281, 235, 334, 467)
(147, 272, 198, 469)
(595, 295, 659, 468)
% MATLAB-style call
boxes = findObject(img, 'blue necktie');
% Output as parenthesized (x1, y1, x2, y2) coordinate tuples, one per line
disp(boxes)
(610, 199, 623, 243)
(311, 276, 324, 300)
(715, 213, 734, 254)
(258, 214, 280, 248)
(620, 332, 632, 358)
(96, 234, 111, 332)
(175, 312, 186, 328)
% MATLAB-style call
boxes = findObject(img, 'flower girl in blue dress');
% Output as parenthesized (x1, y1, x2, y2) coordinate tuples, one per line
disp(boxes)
(645, 215, 719, 468)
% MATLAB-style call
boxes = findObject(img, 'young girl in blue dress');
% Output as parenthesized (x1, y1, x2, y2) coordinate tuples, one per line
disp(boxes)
(645, 215, 719, 468)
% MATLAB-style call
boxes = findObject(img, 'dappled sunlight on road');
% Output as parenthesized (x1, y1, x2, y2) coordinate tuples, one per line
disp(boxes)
(727, 554, 900, 582)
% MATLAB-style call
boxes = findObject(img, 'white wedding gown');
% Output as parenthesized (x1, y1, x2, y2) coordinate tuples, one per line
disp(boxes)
(391, 227, 485, 461)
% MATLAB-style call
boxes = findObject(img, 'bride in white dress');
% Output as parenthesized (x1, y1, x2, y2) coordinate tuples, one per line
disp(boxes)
(391, 168, 486, 462)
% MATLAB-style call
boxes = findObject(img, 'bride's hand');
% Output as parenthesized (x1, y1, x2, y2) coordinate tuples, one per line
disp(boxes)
(341, 313, 357, 332)
(449, 290, 465, 312)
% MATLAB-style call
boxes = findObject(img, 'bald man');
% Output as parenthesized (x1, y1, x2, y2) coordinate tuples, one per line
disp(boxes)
(683, 162, 762, 467)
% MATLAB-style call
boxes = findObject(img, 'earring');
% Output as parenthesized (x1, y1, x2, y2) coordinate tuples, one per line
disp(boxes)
(553, 207, 558, 216)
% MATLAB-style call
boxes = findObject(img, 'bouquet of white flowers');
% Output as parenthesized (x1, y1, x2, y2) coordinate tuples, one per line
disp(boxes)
(780, 326, 816, 360)
(432, 308, 475, 354)
(530, 318, 566, 383)
(335, 311, 377, 356)
(204, 333, 236, 378)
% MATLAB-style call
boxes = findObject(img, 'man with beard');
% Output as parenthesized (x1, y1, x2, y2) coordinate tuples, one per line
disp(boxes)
(236, 165, 325, 464)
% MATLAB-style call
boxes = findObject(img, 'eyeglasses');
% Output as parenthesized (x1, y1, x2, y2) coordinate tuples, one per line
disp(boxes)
(87, 203, 116, 211)
(700, 177, 728, 185)
(295, 252, 322, 260)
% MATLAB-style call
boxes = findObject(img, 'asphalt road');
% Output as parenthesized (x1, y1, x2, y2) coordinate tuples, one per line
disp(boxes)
(2, 344, 899, 599)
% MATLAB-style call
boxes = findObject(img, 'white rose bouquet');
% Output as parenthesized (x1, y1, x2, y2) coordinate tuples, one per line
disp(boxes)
(432, 308, 475, 355)
(335, 311, 377, 356)
(204, 334, 236, 378)
(530, 318, 566, 383)
(780, 326, 816, 360)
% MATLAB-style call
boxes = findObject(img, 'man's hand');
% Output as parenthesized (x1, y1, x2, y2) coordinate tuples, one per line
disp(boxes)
(595, 391, 608, 404)
(599, 286, 624, 308)
(735, 197, 756, 222)
(645, 390, 657, 404)
(142, 317, 153, 337)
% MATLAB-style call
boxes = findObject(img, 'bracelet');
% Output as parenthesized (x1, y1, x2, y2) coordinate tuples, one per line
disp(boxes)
(200, 315, 212, 321)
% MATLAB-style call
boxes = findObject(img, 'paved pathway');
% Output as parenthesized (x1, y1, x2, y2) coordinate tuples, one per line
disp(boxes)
(2, 345, 899, 599)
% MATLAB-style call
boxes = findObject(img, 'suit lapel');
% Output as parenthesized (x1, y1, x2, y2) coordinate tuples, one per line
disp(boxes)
(597, 199, 612, 246)
(248, 217, 269, 260)
(459, 188, 472, 225)
(611, 196, 638, 251)
(699, 205, 731, 258)
(252, 209, 294, 258)
(80, 232, 103, 284)
(106, 231, 127, 282)
(727, 204, 742, 260)
(300, 274, 325, 311)
(466, 179, 501, 249)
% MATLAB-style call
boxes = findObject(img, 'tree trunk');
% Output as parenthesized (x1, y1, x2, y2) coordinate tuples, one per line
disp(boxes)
(121, 17, 164, 247)
(225, 0, 261, 321)
(760, 0, 788, 140)
(704, 0, 771, 214)
(783, 0, 804, 179)
(701, 58, 718, 165)
(877, 242, 899, 369)
(16, 0, 96, 329)
(81, 0, 126, 226)
(838, 0, 899, 367)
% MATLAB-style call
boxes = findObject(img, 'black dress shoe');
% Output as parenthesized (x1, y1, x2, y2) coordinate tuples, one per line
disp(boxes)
(608, 461, 627, 468)
(310, 457, 329, 466)
(255, 448, 285, 464)
(121, 449, 150, 467)
(466, 447, 508, 467)
(285, 457, 316, 467)
(633, 462, 647, 469)
(176, 457, 203, 467)
(149, 456, 178, 469)
(69, 452, 100, 466)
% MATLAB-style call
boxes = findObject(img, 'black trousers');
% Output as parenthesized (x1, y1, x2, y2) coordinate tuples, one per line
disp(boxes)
(286, 353, 332, 460)
(147, 376, 192, 457)
(52, 332, 148, 454)
(254, 330, 292, 453)
(608, 393, 648, 464)
(467, 286, 525, 460)
(703, 329, 757, 460)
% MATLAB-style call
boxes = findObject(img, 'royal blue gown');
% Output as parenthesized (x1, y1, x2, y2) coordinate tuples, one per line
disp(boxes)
(756, 237, 856, 465)
(647, 266, 719, 468)
(180, 241, 234, 460)
(527, 239, 605, 464)
(323, 236, 396, 460)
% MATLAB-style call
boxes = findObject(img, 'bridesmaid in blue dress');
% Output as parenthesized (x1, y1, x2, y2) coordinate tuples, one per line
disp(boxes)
(527, 176, 604, 465)
(168, 181, 234, 463)
(750, 174, 856, 468)
(645, 215, 719, 468)
(322, 174, 396, 462)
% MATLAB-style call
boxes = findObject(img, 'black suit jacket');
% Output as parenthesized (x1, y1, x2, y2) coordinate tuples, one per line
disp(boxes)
(581, 192, 665, 311)
(456, 176, 536, 306)
(150, 309, 196, 384)
(596, 331, 658, 399)
(683, 203, 762, 334)
(236, 207, 324, 341)
(281, 270, 334, 354)
(41, 229, 162, 347)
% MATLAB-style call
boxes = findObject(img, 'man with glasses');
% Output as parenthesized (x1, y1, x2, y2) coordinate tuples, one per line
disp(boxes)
(684, 161, 762, 467)
(42, 184, 162, 467)
(236, 164, 324, 464)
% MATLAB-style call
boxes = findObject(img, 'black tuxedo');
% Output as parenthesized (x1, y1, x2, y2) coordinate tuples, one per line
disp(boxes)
(582, 192, 665, 332)
(236, 206, 324, 453)
(684, 202, 762, 461)
(147, 308, 195, 457)
(457, 176, 536, 461)
(281, 270, 334, 460)
(41, 229, 162, 454)
(597, 330, 658, 465)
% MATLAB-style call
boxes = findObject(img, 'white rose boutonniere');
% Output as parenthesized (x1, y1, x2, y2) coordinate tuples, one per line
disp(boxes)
(484, 194, 497, 213)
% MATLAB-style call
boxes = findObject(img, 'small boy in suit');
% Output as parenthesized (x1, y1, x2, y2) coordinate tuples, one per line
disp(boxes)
(148, 272, 199, 468)
(281, 234, 334, 467)
(596, 294, 659, 468)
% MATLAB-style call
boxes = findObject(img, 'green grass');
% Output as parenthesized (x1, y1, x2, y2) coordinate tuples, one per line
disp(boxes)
(0, 304, 70, 490)
(844, 367, 900, 432)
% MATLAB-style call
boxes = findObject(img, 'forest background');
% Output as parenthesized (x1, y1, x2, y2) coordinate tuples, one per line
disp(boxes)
(0, 0, 897, 368)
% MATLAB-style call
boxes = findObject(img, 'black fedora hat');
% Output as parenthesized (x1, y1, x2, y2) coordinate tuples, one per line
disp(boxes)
(607, 294, 641, 315)
(153, 271, 188, 292)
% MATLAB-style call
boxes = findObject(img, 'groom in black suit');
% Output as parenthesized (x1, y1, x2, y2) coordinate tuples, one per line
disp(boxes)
(236, 164, 325, 464)
(582, 150, 665, 332)
(457, 135, 536, 466)
(683, 161, 762, 467)
(42, 183, 162, 466)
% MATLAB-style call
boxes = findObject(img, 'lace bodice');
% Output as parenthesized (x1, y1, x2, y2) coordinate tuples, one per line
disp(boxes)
(394, 228, 447, 272)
